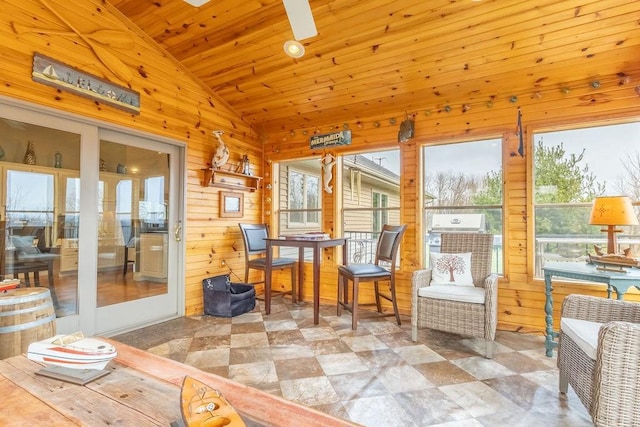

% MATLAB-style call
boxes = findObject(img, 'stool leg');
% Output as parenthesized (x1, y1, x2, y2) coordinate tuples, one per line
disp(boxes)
(337, 273, 343, 316)
(290, 265, 296, 303)
(390, 279, 401, 325)
(351, 278, 359, 330)
(374, 280, 382, 313)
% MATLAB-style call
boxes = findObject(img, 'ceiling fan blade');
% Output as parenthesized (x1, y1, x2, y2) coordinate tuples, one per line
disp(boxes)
(282, 0, 317, 41)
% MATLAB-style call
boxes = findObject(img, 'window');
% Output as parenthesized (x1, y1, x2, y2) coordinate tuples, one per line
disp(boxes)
(422, 138, 503, 274)
(278, 159, 322, 233)
(533, 122, 640, 277)
(372, 191, 389, 232)
(342, 150, 400, 264)
(287, 169, 320, 226)
(277, 159, 322, 260)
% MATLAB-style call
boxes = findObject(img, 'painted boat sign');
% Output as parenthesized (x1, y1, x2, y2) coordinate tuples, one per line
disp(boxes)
(32, 52, 140, 114)
(310, 130, 351, 149)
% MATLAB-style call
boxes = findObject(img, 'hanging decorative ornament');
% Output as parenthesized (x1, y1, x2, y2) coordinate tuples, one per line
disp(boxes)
(23, 141, 36, 165)
(320, 154, 337, 193)
(516, 107, 524, 157)
(211, 130, 229, 170)
(398, 114, 415, 143)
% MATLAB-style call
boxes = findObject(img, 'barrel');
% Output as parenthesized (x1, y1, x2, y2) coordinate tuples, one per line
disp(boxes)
(0, 287, 56, 359)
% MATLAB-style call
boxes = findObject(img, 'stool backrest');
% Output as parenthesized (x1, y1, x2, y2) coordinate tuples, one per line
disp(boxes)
(375, 224, 407, 266)
(239, 223, 269, 256)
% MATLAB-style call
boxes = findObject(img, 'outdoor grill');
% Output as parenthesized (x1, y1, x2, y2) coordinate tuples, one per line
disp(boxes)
(427, 213, 486, 252)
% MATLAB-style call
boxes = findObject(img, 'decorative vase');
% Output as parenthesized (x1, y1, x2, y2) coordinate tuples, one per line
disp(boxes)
(23, 141, 36, 165)
(54, 151, 62, 168)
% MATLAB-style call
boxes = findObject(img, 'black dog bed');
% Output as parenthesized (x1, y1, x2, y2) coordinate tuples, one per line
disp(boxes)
(202, 274, 256, 318)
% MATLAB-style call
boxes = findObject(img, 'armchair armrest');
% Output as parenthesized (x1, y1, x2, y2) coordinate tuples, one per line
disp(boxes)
(561, 294, 640, 324)
(593, 321, 640, 426)
(411, 269, 432, 328)
(483, 273, 499, 341)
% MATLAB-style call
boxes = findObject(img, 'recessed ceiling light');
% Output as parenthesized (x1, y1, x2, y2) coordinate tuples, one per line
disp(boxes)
(183, 0, 210, 6)
(283, 40, 305, 58)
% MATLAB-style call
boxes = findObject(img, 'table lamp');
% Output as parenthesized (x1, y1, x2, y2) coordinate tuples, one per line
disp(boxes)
(589, 196, 639, 254)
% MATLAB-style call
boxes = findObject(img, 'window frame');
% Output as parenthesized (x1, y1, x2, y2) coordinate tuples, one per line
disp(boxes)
(421, 137, 505, 275)
(285, 167, 321, 229)
(529, 119, 640, 278)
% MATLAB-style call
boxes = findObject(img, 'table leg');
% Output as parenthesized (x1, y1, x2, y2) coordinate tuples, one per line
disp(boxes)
(610, 282, 629, 300)
(544, 272, 555, 357)
(265, 241, 273, 315)
(298, 247, 304, 303)
(312, 244, 321, 325)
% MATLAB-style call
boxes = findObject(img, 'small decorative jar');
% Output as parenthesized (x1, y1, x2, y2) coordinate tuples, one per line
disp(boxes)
(23, 141, 36, 165)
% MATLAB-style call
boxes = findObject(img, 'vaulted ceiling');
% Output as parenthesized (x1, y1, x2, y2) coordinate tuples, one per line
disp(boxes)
(109, 0, 640, 134)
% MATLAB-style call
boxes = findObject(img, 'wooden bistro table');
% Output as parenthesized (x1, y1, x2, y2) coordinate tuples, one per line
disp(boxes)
(0, 338, 359, 426)
(264, 236, 348, 325)
(542, 261, 640, 357)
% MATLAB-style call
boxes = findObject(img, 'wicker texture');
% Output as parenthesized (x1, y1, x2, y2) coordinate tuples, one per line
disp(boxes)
(411, 233, 497, 357)
(558, 294, 640, 427)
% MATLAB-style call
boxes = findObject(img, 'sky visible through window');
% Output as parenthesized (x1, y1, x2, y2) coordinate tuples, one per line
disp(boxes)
(534, 122, 640, 195)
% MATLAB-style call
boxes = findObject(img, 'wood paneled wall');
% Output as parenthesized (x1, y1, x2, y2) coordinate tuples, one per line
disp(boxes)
(0, 0, 263, 316)
(263, 72, 640, 333)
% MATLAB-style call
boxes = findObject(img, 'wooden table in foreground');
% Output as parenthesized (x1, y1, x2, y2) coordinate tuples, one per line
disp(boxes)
(0, 339, 359, 426)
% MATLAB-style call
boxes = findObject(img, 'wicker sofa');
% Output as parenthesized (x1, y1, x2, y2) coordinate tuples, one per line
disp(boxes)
(558, 294, 640, 426)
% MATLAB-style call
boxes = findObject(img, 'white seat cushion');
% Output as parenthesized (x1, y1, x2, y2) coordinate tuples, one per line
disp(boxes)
(560, 317, 602, 360)
(418, 285, 485, 304)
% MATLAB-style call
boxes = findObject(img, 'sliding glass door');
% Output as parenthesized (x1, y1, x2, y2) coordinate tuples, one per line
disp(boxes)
(1, 100, 184, 336)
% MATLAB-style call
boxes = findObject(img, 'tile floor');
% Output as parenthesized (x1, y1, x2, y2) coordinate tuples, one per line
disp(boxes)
(112, 297, 592, 426)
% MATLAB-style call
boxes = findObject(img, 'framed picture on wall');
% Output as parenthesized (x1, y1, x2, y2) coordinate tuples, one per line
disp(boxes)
(220, 191, 243, 218)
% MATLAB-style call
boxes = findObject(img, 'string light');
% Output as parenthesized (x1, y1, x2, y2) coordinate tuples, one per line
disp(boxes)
(278, 75, 634, 136)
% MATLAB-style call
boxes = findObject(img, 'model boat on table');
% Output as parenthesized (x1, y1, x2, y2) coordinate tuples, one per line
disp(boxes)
(27, 331, 117, 370)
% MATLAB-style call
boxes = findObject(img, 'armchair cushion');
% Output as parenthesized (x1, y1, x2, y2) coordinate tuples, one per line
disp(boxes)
(560, 317, 601, 360)
(429, 252, 474, 286)
(11, 235, 40, 255)
(418, 284, 485, 304)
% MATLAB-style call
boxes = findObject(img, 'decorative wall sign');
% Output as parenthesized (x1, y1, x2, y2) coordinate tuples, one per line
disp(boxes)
(309, 130, 351, 149)
(32, 53, 140, 114)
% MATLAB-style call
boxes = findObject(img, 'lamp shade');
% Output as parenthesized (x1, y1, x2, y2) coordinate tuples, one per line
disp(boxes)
(589, 196, 639, 226)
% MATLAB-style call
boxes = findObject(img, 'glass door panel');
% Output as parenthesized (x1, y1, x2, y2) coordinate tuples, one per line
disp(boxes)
(0, 118, 81, 319)
(96, 139, 172, 310)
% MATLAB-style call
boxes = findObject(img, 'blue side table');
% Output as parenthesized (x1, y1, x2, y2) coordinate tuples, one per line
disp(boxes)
(542, 261, 640, 357)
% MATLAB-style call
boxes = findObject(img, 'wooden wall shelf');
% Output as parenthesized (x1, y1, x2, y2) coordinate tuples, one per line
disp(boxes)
(202, 168, 262, 192)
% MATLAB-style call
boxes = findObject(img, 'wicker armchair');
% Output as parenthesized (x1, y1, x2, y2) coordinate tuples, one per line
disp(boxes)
(558, 294, 640, 427)
(411, 233, 497, 358)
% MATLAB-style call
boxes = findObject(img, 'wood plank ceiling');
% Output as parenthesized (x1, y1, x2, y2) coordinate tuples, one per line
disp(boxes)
(108, 0, 640, 134)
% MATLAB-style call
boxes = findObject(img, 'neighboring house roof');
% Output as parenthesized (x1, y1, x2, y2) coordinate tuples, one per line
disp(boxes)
(343, 154, 399, 184)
